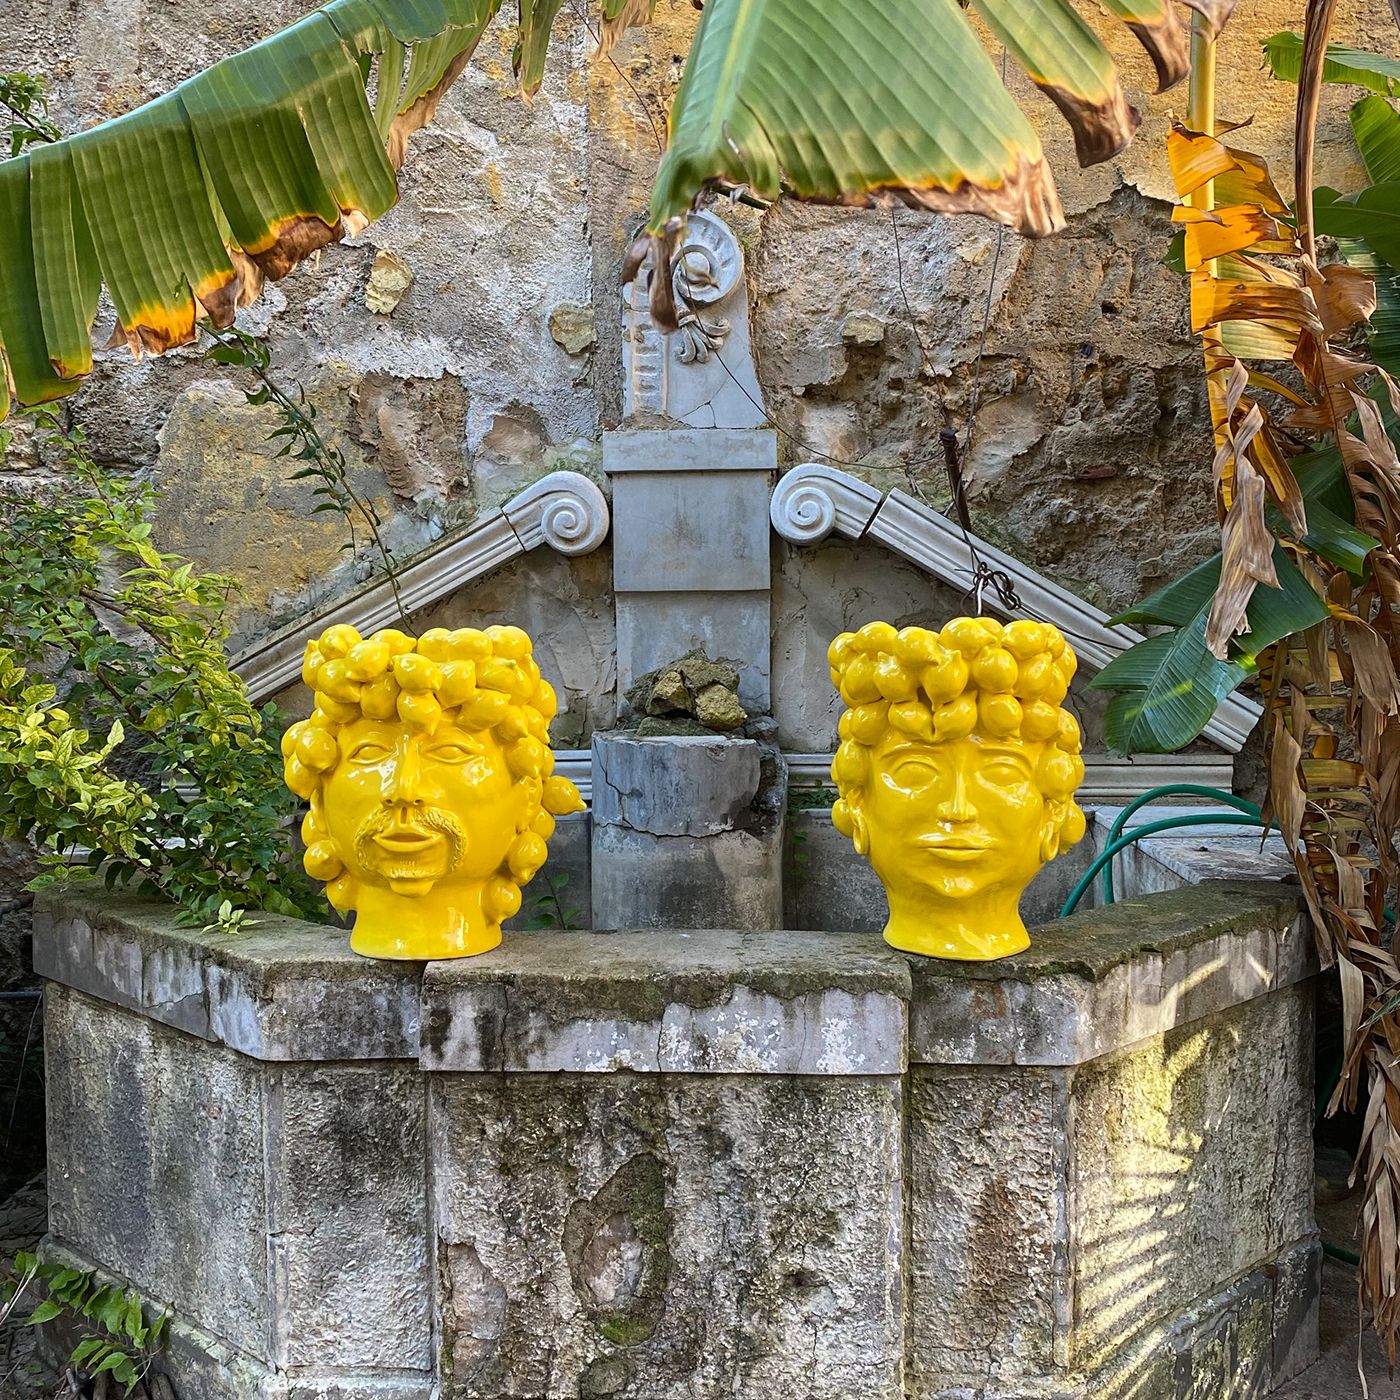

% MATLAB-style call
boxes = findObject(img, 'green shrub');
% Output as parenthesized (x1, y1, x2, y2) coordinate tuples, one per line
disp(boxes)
(0, 408, 321, 927)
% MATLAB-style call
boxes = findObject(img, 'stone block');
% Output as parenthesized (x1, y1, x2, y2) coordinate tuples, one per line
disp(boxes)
(590, 732, 787, 930)
(592, 733, 760, 837)
(264, 1064, 431, 1370)
(420, 926, 908, 1074)
(44, 987, 271, 1357)
(905, 1064, 1070, 1393)
(34, 881, 1317, 1400)
(616, 591, 771, 713)
(606, 432, 774, 594)
(591, 822, 785, 931)
(430, 1071, 905, 1400)
(609, 486, 770, 591)
(906, 881, 1312, 1067)
(904, 958, 1317, 1397)
(1067, 985, 1315, 1380)
(33, 884, 424, 1060)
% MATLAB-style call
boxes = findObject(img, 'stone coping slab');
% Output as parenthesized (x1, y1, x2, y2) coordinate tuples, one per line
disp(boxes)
(33, 887, 423, 1062)
(910, 879, 1314, 1067)
(420, 927, 908, 1074)
(34, 878, 1311, 1073)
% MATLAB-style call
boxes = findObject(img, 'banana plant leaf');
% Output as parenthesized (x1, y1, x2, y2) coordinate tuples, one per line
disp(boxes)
(1314, 184, 1400, 273)
(644, 0, 1234, 258)
(1091, 547, 1329, 754)
(1091, 449, 1378, 754)
(1336, 237, 1400, 377)
(1351, 93, 1400, 186)
(0, 0, 607, 421)
(1262, 32, 1400, 94)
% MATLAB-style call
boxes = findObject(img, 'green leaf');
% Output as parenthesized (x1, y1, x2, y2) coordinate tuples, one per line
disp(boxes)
(1097, 621, 1246, 754)
(1262, 33, 1400, 95)
(26, 1299, 63, 1325)
(1314, 185, 1400, 283)
(1098, 0, 1188, 93)
(1336, 236, 1400, 379)
(1351, 94, 1400, 187)
(1094, 547, 1330, 753)
(650, 0, 1061, 239)
(0, 0, 514, 420)
(971, 0, 1137, 166)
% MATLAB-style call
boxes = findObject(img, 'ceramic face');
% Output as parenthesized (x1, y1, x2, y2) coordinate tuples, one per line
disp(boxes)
(864, 732, 1047, 905)
(283, 622, 584, 960)
(320, 718, 518, 897)
(828, 617, 1086, 961)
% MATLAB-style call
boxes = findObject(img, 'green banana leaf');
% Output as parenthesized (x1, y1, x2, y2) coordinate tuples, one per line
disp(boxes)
(1314, 184, 1400, 274)
(644, 0, 1232, 266)
(0, 0, 606, 421)
(1351, 93, 1400, 186)
(1091, 547, 1328, 754)
(1090, 450, 1379, 754)
(1336, 236, 1400, 378)
(2, 0, 1237, 412)
(1262, 32, 1400, 95)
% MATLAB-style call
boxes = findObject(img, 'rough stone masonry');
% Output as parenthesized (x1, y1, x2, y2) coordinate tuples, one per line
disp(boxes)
(35, 878, 1316, 1399)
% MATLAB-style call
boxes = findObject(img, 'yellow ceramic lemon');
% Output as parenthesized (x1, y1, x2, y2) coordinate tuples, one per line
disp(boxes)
(827, 617, 1087, 961)
(282, 624, 584, 960)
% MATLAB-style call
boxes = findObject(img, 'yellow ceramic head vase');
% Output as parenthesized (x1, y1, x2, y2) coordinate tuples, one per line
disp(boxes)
(828, 617, 1087, 961)
(282, 622, 584, 960)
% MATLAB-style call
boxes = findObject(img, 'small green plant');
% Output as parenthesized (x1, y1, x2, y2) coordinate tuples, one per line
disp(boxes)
(0, 73, 61, 158)
(202, 326, 409, 629)
(0, 408, 322, 927)
(2, 1252, 167, 1395)
(788, 784, 838, 812)
(525, 872, 585, 931)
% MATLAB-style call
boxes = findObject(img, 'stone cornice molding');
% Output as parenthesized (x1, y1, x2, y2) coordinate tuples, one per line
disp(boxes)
(234, 471, 610, 704)
(770, 463, 1261, 754)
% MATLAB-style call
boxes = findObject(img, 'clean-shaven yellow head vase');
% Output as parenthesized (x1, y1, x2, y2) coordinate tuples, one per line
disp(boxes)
(828, 617, 1087, 961)
(282, 622, 584, 960)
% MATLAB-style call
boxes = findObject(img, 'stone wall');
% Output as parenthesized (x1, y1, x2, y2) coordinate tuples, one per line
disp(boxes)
(34, 879, 1318, 1398)
(2, 0, 1392, 647)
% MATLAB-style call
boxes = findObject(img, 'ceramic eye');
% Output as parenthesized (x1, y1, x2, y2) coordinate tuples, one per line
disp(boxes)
(426, 741, 476, 764)
(891, 758, 940, 790)
(983, 759, 1031, 787)
(348, 740, 392, 763)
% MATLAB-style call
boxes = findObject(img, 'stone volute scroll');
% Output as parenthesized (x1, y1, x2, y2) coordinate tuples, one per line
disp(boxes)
(770, 462, 883, 544)
(503, 470, 610, 556)
(827, 617, 1088, 961)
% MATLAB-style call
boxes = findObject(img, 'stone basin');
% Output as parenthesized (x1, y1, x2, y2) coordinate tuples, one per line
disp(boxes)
(34, 879, 1317, 1399)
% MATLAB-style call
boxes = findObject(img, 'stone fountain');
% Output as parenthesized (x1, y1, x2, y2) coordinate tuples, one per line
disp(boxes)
(33, 208, 1318, 1400)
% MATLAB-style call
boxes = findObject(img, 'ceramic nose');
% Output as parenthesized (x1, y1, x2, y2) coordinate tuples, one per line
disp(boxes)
(936, 769, 975, 822)
(381, 739, 426, 804)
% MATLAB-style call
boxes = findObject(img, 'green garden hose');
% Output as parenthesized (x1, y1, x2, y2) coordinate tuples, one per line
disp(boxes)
(1099, 785, 1263, 905)
(1059, 812, 1271, 920)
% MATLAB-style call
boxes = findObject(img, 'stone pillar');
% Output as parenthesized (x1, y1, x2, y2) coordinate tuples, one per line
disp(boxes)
(605, 427, 776, 716)
(590, 731, 786, 930)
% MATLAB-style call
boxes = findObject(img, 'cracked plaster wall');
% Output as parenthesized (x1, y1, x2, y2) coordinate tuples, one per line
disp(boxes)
(0, 0, 1392, 736)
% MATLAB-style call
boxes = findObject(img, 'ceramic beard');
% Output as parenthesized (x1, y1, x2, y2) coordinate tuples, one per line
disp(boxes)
(828, 618, 1087, 961)
(283, 622, 583, 960)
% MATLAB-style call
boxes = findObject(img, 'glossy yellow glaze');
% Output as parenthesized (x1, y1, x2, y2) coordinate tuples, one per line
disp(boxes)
(828, 617, 1086, 961)
(282, 622, 584, 960)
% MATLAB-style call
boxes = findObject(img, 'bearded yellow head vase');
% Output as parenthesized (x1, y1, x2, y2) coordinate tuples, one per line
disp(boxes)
(828, 618, 1087, 962)
(282, 623, 584, 961)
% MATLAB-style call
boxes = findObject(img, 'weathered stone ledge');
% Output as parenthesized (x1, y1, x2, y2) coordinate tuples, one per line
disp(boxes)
(33, 878, 1311, 1074)
(909, 880, 1314, 1067)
